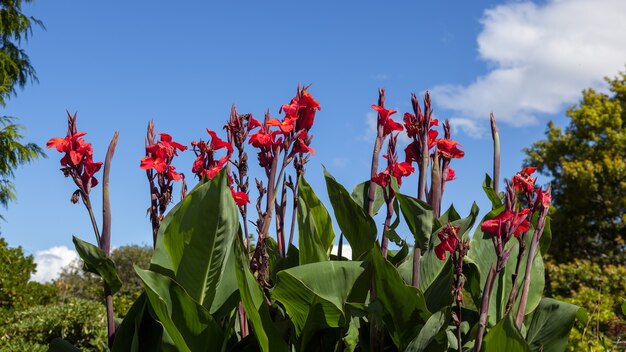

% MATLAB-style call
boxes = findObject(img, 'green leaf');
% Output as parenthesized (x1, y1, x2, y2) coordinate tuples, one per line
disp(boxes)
(370, 247, 431, 350)
(72, 236, 122, 294)
(525, 298, 580, 352)
(395, 191, 434, 252)
(325, 168, 378, 260)
(233, 237, 289, 352)
(350, 180, 385, 215)
(272, 260, 367, 343)
(423, 259, 454, 313)
(48, 338, 83, 352)
(112, 293, 165, 352)
(298, 175, 335, 265)
(150, 171, 239, 309)
(135, 267, 223, 352)
(482, 174, 503, 210)
(483, 315, 531, 352)
(405, 309, 448, 352)
(622, 300, 626, 316)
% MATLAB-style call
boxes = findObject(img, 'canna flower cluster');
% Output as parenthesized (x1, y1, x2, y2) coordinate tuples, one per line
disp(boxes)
(141, 132, 187, 182)
(47, 112, 102, 199)
(435, 223, 460, 260)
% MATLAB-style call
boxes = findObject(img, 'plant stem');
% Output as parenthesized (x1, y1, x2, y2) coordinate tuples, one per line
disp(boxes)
(490, 113, 500, 195)
(102, 131, 119, 348)
(505, 237, 526, 315)
(287, 175, 299, 249)
(475, 264, 496, 352)
(276, 178, 287, 258)
(381, 191, 394, 259)
(337, 233, 343, 260)
(515, 207, 548, 328)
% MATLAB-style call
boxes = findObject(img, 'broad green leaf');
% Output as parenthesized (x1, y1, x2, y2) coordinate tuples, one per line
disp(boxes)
(298, 175, 335, 265)
(150, 171, 239, 309)
(72, 236, 122, 294)
(370, 247, 431, 350)
(525, 298, 580, 352)
(483, 315, 531, 352)
(350, 180, 384, 215)
(395, 191, 434, 252)
(112, 293, 165, 352)
(483, 174, 503, 210)
(234, 236, 289, 352)
(433, 203, 461, 232)
(343, 316, 360, 352)
(405, 309, 448, 352)
(467, 207, 545, 326)
(209, 242, 240, 319)
(423, 259, 454, 313)
(325, 169, 377, 260)
(272, 260, 367, 342)
(48, 338, 82, 352)
(135, 267, 223, 352)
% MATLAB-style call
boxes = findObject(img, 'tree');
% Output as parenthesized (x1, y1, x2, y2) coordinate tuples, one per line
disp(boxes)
(524, 72, 626, 264)
(0, 237, 56, 311)
(56, 245, 153, 316)
(0, 0, 44, 213)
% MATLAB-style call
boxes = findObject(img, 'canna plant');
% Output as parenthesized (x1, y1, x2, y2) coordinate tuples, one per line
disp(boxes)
(48, 87, 582, 352)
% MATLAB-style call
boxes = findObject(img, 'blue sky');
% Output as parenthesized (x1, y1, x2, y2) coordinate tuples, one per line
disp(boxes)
(3, 0, 626, 281)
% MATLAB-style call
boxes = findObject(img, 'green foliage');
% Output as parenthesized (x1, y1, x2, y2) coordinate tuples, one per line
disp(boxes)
(72, 236, 122, 294)
(0, 116, 44, 211)
(56, 244, 152, 316)
(0, 237, 56, 310)
(0, 0, 42, 105)
(0, 298, 107, 352)
(545, 259, 626, 351)
(524, 72, 626, 264)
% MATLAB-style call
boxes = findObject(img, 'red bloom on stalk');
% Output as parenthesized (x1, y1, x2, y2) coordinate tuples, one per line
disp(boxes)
(481, 208, 531, 238)
(266, 117, 297, 134)
(435, 224, 460, 260)
(403, 112, 439, 139)
(293, 130, 315, 155)
(372, 105, 403, 136)
(513, 166, 537, 194)
(141, 132, 186, 182)
(191, 129, 232, 180)
(230, 186, 250, 207)
(404, 130, 439, 164)
(47, 114, 103, 191)
(535, 187, 552, 209)
(295, 90, 321, 131)
(437, 139, 465, 159)
(372, 156, 415, 187)
(445, 167, 456, 181)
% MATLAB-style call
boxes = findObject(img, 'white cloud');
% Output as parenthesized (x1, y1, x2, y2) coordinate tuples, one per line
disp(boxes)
(432, 0, 626, 128)
(31, 246, 78, 283)
(331, 244, 352, 260)
(449, 118, 488, 139)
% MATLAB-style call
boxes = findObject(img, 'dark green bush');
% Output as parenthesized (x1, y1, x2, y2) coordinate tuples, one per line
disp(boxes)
(0, 298, 107, 351)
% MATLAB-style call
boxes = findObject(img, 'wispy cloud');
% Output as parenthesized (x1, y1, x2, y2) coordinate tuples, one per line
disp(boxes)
(432, 0, 626, 128)
(31, 246, 78, 283)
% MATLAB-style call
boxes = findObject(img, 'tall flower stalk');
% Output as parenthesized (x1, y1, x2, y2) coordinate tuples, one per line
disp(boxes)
(47, 112, 119, 348)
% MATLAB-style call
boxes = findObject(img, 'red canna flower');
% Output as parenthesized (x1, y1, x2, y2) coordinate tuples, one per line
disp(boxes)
(535, 186, 551, 209)
(445, 167, 456, 181)
(47, 112, 102, 195)
(372, 105, 403, 136)
(295, 90, 321, 131)
(435, 224, 460, 260)
(266, 117, 297, 134)
(230, 186, 251, 207)
(192, 129, 232, 181)
(141, 132, 187, 183)
(437, 139, 465, 159)
(481, 208, 530, 238)
(513, 166, 537, 194)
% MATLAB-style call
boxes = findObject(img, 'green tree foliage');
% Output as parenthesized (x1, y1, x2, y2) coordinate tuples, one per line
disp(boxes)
(0, 0, 44, 213)
(0, 237, 56, 311)
(56, 245, 152, 316)
(546, 260, 626, 351)
(0, 0, 42, 105)
(525, 72, 626, 264)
